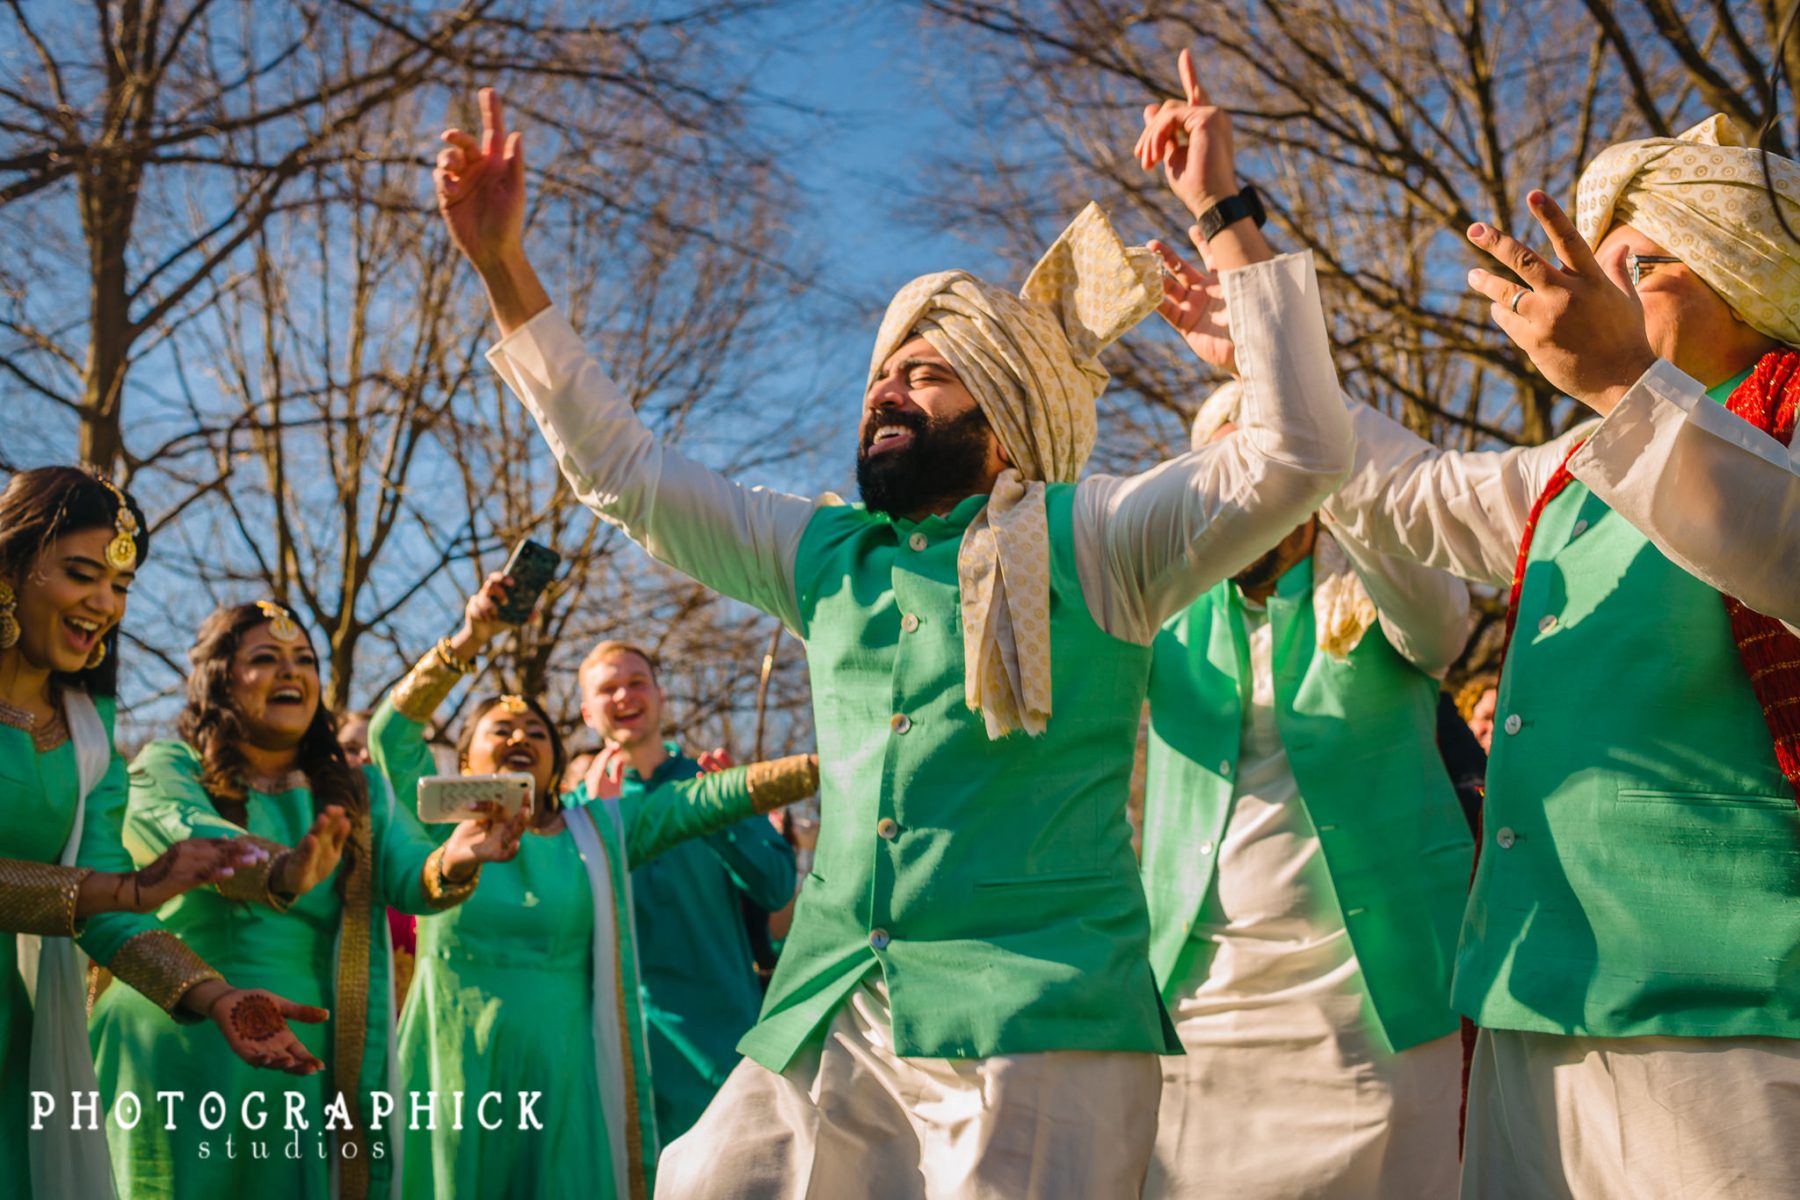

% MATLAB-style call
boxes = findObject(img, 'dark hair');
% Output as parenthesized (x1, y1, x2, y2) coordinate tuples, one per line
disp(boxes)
(454, 694, 569, 809)
(177, 601, 367, 831)
(0, 466, 151, 698)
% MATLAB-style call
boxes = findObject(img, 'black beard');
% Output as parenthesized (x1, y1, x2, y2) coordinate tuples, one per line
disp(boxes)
(856, 406, 994, 518)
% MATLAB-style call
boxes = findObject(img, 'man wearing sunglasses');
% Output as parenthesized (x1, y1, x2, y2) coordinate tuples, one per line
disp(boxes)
(1321, 117, 1800, 1198)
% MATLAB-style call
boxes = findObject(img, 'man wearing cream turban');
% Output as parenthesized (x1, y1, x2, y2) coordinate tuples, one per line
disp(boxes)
(434, 67, 1352, 1196)
(1137, 376, 1475, 1200)
(1317, 115, 1800, 1199)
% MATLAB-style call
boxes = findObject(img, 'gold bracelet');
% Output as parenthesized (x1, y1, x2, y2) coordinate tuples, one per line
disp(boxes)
(212, 835, 297, 913)
(434, 637, 475, 675)
(421, 846, 480, 909)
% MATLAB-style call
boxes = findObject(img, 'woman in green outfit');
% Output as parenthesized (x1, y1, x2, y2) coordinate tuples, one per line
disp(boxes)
(91, 598, 529, 1200)
(1, 468, 333, 1198)
(370, 573, 820, 1200)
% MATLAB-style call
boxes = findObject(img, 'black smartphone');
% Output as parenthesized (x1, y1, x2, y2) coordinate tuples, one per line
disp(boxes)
(495, 539, 561, 624)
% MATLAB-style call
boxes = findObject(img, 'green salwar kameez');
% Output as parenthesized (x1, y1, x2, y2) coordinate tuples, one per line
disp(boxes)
(90, 738, 464, 1200)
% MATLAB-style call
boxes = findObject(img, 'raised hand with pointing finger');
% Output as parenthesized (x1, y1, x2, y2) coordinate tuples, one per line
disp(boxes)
(1134, 48, 1272, 271)
(435, 89, 551, 333)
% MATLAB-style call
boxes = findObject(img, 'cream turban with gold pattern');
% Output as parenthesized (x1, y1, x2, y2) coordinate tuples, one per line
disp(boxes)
(1576, 114, 1800, 348)
(868, 202, 1162, 738)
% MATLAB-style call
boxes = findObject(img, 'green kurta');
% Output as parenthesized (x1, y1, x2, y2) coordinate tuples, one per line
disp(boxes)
(369, 700, 770, 1200)
(1, 695, 174, 1193)
(91, 739, 443, 1200)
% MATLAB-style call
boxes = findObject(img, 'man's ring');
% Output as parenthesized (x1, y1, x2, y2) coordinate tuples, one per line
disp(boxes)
(1509, 289, 1528, 314)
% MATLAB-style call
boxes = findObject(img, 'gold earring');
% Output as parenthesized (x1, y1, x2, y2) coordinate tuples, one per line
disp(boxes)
(86, 638, 107, 670)
(0, 580, 17, 651)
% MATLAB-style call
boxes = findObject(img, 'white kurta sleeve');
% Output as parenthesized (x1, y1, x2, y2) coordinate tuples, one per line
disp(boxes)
(486, 308, 820, 635)
(1567, 359, 1800, 630)
(1073, 251, 1355, 645)
(1324, 531, 1472, 679)
(1320, 402, 1593, 590)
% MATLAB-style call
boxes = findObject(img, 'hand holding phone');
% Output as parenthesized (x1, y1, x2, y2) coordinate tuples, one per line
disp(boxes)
(494, 539, 561, 625)
(417, 774, 534, 824)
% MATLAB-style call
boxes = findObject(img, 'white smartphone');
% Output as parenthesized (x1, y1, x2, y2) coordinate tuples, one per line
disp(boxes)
(416, 773, 533, 824)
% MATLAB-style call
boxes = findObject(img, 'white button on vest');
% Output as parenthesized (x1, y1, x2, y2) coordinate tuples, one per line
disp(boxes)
(1538, 614, 1557, 633)
(1496, 827, 1517, 849)
(1198, 841, 1214, 856)
(900, 613, 920, 633)
(1570, 519, 1589, 539)
(876, 817, 899, 840)
(1503, 713, 1522, 735)
(869, 929, 891, 950)
(1219, 760, 1232, 776)
(908, 532, 928, 551)
(890, 713, 912, 734)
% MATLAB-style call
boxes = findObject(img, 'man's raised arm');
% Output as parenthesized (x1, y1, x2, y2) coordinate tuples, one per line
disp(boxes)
(436, 90, 817, 633)
(1074, 51, 1354, 644)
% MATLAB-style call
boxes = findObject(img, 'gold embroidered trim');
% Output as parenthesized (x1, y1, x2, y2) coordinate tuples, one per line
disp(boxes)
(333, 811, 374, 1200)
(420, 845, 479, 910)
(107, 929, 223, 1015)
(391, 647, 464, 723)
(0, 858, 91, 937)
(213, 835, 297, 912)
(618, 935, 649, 1199)
(746, 754, 821, 814)
(0, 700, 70, 753)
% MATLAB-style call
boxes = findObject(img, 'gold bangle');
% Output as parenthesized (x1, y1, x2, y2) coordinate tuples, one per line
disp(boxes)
(747, 754, 821, 814)
(212, 835, 297, 912)
(421, 846, 479, 909)
(434, 637, 475, 675)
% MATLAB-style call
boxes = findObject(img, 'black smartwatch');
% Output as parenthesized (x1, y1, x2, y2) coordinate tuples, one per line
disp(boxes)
(1195, 184, 1267, 242)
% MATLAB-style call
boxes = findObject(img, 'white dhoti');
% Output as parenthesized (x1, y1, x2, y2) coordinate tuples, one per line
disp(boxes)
(1147, 1005, 1460, 1199)
(654, 976, 1160, 1200)
(1147, 601, 1463, 1199)
(1462, 1027, 1800, 1200)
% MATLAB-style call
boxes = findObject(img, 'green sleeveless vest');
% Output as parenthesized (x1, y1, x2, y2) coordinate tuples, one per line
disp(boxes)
(1142, 558, 1473, 1053)
(1458, 374, 1800, 1038)
(738, 486, 1178, 1071)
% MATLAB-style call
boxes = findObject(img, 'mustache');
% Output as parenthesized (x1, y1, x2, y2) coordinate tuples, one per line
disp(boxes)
(859, 408, 930, 456)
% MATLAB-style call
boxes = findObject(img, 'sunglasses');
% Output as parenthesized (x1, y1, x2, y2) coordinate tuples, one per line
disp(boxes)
(1627, 252, 1681, 288)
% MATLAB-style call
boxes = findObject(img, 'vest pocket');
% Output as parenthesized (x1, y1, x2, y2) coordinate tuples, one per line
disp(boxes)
(973, 867, 1111, 890)
(1613, 788, 1794, 810)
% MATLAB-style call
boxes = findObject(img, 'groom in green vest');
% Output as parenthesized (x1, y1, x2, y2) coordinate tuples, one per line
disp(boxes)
(1317, 118, 1800, 1197)
(432, 67, 1352, 1195)
(1133, 381, 1474, 1199)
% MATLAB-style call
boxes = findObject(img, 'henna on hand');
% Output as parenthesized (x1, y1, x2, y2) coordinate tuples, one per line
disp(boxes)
(228, 992, 286, 1042)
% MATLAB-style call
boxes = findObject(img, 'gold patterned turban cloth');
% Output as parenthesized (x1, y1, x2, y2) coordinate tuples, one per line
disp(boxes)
(1576, 114, 1800, 348)
(868, 202, 1162, 739)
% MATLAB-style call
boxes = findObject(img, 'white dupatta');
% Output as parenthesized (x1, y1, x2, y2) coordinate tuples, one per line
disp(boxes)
(566, 799, 648, 1199)
(18, 689, 119, 1198)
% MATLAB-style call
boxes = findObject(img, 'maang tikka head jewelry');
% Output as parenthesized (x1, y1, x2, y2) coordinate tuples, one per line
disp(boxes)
(254, 600, 302, 643)
(94, 477, 139, 571)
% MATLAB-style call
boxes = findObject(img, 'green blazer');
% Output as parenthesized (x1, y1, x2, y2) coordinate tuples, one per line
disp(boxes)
(1142, 559, 1473, 1053)
(740, 485, 1177, 1073)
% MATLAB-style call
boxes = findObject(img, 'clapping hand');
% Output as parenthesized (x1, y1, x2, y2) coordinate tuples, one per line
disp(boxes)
(271, 806, 353, 899)
(1147, 238, 1237, 377)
